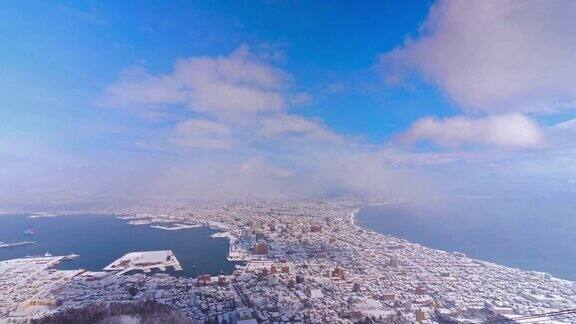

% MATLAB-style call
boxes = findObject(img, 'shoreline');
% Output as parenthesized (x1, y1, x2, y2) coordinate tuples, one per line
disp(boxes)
(348, 201, 390, 231)
(351, 202, 575, 283)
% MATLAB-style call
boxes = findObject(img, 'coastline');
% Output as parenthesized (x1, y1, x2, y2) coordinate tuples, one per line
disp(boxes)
(348, 202, 390, 232)
(352, 201, 575, 283)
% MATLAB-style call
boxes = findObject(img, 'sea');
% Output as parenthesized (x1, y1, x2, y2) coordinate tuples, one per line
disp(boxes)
(0, 214, 237, 278)
(357, 195, 576, 281)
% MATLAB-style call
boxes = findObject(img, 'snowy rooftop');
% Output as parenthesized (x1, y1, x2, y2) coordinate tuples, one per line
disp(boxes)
(103, 250, 182, 273)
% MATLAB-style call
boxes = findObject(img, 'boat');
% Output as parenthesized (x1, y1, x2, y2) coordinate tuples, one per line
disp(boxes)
(63, 253, 80, 261)
(23, 226, 35, 235)
(0, 241, 35, 248)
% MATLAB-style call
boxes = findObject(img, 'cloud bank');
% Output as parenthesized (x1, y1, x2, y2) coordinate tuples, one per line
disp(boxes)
(80, 45, 436, 203)
(400, 114, 543, 149)
(4, 2, 576, 208)
(380, 0, 576, 114)
(169, 119, 234, 150)
(102, 45, 294, 119)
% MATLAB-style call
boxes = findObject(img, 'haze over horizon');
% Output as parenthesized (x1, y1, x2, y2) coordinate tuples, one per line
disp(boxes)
(2, 0, 576, 206)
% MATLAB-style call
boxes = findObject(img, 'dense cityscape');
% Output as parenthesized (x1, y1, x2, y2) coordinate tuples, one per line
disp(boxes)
(1, 198, 575, 323)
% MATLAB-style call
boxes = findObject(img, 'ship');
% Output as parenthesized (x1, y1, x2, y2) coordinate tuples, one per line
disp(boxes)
(62, 253, 80, 261)
(23, 226, 35, 235)
(0, 241, 35, 248)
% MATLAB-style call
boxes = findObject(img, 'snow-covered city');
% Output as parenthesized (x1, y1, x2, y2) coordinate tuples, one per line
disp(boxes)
(2, 199, 575, 323)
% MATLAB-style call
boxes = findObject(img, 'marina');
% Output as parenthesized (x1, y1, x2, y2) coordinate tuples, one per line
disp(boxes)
(0, 214, 236, 278)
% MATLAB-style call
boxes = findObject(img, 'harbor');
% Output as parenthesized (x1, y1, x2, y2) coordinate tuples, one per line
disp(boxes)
(0, 213, 236, 278)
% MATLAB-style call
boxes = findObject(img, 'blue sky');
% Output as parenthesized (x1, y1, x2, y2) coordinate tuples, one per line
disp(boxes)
(1, 0, 576, 204)
(0, 0, 440, 143)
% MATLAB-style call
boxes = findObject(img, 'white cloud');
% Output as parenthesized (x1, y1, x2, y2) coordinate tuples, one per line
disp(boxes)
(548, 118, 576, 147)
(400, 114, 543, 148)
(259, 114, 341, 142)
(170, 119, 234, 150)
(551, 118, 576, 133)
(101, 45, 329, 152)
(101, 45, 294, 118)
(380, 0, 576, 113)
(240, 156, 292, 178)
(101, 66, 182, 108)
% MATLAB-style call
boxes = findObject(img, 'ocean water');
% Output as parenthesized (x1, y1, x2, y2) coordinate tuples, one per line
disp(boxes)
(0, 214, 236, 277)
(357, 196, 576, 281)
